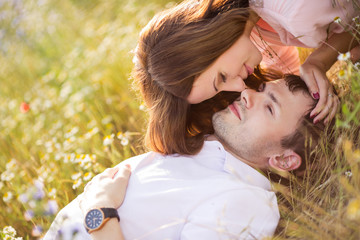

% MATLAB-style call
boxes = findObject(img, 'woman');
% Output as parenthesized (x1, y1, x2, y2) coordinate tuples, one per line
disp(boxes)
(133, 0, 357, 156)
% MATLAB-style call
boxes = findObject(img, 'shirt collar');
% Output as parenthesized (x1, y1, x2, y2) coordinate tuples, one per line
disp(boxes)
(204, 140, 272, 191)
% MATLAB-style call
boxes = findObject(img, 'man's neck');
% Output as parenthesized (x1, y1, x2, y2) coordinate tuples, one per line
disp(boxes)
(205, 134, 266, 171)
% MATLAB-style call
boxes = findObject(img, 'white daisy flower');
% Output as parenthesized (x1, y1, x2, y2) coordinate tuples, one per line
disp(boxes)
(334, 16, 341, 23)
(3, 191, 13, 203)
(103, 134, 114, 146)
(345, 171, 353, 177)
(337, 52, 350, 61)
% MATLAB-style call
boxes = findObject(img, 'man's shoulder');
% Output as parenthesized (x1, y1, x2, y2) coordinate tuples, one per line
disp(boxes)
(184, 188, 280, 239)
(117, 140, 223, 166)
(187, 185, 279, 221)
(209, 187, 278, 210)
(114, 151, 168, 170)
(115, 151, 157, 164)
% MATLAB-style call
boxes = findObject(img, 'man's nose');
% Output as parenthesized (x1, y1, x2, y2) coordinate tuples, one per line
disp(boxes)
(240, 88, 255, 109)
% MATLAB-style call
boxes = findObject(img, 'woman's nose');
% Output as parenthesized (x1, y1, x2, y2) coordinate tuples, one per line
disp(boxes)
(222, 76, 246, 92)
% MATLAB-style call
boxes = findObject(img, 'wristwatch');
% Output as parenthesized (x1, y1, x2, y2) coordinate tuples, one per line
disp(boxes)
(84, 207, 120, 233)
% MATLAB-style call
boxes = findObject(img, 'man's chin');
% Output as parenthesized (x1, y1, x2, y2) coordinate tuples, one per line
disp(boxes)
(212, 108, 231, 123)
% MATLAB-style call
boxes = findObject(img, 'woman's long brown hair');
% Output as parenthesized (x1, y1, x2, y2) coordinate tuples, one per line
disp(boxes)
(132, 0, 257, 155)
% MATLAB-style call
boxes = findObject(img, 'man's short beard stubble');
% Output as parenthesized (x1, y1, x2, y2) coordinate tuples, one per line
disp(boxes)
(212, 107, 277, 164)
(212, 108, 252, 159)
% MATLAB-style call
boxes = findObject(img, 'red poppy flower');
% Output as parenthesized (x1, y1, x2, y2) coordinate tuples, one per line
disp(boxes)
(20, 102, 30, 113)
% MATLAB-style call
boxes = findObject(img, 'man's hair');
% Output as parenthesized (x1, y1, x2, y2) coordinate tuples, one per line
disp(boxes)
(132, 0, 255, 155)
(281, 74, 334, 173)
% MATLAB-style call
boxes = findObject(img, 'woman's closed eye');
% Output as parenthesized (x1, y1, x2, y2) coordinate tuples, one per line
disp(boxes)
(213, 72, 227, 92)
(220, 72, 227, 83)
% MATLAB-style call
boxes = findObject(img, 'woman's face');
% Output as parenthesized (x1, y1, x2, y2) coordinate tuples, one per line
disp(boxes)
(187, 21, 262, 104)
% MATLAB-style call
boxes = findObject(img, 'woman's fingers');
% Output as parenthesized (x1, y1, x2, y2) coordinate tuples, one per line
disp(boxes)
(309, 71, 330, 119)
(83, 165, 126, 192)
(313, 92, 333, 123)
(300, 58, 339, 123)
(113, 165, 131, 185)
(300, 61, 339, 124)
(324, 95, 340, 124)
(314, 89, 340, 124)
(98, 167, 119, 180)
(114, 165, 131, 178)
(79, 164, 132, 213)
(300, 64, 320, 99)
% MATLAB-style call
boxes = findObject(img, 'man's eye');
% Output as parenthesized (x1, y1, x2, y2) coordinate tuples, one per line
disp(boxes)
(267, 105, 273, 115)
(220, 73, 226, 82)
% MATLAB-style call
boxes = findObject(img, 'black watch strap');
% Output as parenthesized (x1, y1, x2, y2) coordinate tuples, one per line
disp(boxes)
(101, 207, 120, 222)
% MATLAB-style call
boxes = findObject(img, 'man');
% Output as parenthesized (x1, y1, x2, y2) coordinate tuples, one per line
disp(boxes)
(45, 75, 325, 239)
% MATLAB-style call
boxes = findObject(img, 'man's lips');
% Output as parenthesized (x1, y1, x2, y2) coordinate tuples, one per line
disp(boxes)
(229, 102, 241, 120)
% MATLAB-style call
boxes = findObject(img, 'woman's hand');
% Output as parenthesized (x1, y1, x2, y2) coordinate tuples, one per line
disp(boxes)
(300, 30, 359, 124)
(79, 164, 131, 214)
(300, 59, 339, 124)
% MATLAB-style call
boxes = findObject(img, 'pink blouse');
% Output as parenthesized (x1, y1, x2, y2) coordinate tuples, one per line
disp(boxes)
(252, 0, 358, 48)
(250, 0, 358, 74)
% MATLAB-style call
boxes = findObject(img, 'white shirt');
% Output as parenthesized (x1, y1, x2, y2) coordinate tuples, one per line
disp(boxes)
(44, 140, 279, 240)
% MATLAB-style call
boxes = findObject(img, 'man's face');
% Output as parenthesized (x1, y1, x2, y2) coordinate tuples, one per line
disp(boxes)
(212, 79, 313, 169)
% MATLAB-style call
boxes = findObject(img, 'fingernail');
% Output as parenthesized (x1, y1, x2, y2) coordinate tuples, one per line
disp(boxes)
(310, 113, 316, 119)
(314, 119, 319, 124)
(313, 92, 320, 99)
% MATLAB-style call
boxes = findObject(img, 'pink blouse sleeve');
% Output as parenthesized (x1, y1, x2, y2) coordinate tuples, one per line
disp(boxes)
(254, 0, 359, 48)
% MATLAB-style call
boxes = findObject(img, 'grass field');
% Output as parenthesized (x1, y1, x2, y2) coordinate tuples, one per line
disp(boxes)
(0, 0, 359, 239)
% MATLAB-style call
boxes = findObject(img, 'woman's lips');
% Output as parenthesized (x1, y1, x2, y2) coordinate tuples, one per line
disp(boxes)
(228, 102, 241, 120)
(245, 64, 254, 76)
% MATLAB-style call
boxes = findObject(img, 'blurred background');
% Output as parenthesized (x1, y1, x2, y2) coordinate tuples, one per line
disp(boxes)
(0, 0, 178, 238)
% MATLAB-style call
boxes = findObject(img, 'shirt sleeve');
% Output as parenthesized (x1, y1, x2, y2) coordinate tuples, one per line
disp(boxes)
(180, 189, 280, 240)
(261, 0, 359, 48)
(43, 195, 91, 240)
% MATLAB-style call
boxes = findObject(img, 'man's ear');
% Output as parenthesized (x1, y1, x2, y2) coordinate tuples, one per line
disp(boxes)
(268, 149, 302, 172)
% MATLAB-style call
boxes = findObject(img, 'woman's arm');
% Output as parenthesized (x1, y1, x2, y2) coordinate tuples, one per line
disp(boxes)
(300, 30, 359, 124)
(79, 165, 131, 240)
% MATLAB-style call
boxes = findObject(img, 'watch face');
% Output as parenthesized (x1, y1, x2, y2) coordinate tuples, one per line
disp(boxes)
(85, 209, 104, 230)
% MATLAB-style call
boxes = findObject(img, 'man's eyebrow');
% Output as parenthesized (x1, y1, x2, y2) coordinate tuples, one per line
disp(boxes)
(264, 84, 282, 108)
(268, 92, 281, 108)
